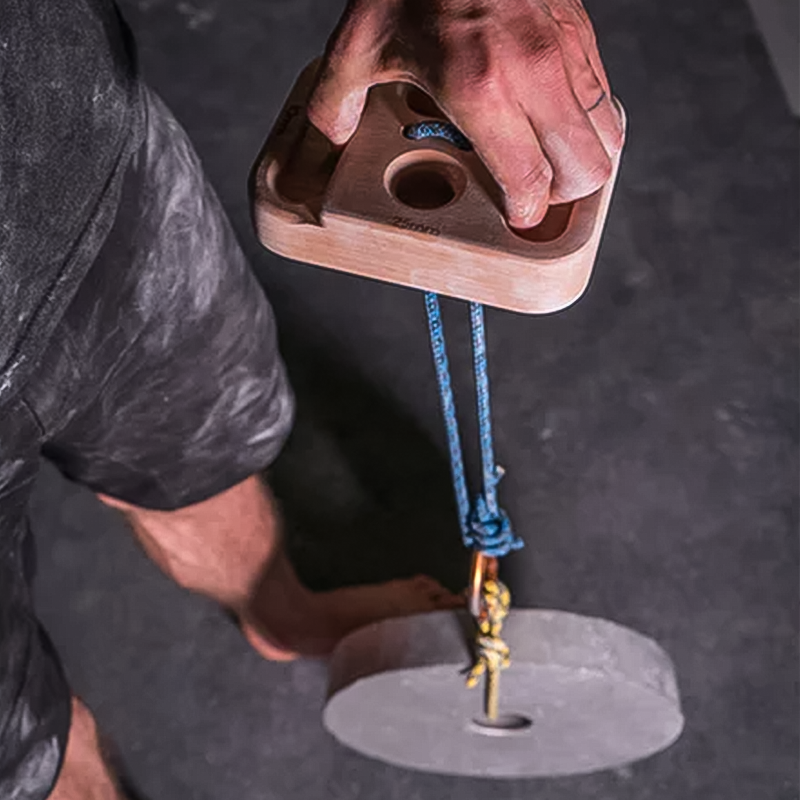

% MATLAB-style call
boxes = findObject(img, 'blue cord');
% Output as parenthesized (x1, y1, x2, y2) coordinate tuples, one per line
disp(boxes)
(424, 292, 471, 531)
(404, 121, 473, 152)
(424, 293, 524, 559)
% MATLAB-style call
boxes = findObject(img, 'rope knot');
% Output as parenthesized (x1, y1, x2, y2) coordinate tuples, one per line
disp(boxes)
(464, 470, 524, 558)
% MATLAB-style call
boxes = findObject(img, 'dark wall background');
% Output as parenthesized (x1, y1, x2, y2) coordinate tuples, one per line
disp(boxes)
(30, 1, 798, 798)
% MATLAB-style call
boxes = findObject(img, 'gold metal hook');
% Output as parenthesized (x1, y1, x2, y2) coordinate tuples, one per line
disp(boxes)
(468, 550, 498, 619)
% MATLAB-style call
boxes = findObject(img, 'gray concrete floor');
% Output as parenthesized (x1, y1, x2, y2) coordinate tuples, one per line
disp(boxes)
(30, 0, 798, 798)
(745, 0, 799, 115)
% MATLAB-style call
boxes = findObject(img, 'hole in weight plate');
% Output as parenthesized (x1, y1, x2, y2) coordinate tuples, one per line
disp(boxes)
(391, 164, 457, 210)
(470, 714, 533, 737)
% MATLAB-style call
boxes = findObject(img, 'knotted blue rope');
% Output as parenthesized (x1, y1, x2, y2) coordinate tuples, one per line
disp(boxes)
(404, 121, 473, 152)
(424, 293, 524, 558)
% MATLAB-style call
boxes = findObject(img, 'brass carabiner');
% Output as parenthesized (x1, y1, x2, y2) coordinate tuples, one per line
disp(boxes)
(468, 550, 498, 619)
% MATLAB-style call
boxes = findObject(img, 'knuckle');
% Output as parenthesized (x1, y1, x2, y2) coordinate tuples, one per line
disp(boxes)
(471, 70, 505, 103)
(444, 67, 502, 111)
(504, 161, 553, 225)
(451, 38, 500, 88)
(524, 30, 562, 67)
(555, 17, 581, 41)
(518, 159, 554, 194)
(562, 0, 596, 36)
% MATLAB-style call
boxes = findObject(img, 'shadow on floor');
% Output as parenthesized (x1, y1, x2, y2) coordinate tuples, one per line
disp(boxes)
(268, 332, 471, 595)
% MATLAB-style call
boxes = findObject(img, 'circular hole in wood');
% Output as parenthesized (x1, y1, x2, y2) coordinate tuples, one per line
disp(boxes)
(469, 714, 534, 737)
(385, 150, 467, 211)
(392, 165, 455, 209)
(405, 86, 446, 118)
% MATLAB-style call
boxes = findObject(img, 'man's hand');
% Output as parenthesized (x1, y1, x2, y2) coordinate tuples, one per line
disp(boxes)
(307, 0, 623, 229)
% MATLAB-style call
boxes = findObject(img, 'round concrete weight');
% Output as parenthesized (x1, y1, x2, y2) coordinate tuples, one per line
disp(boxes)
(324, 609, 683, 778)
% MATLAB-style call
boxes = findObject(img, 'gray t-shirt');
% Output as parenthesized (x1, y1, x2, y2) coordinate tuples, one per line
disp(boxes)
(0, 0, 144, 405)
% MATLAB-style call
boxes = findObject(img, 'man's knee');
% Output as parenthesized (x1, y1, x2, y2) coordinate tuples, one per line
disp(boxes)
(96, 475, 281, 608)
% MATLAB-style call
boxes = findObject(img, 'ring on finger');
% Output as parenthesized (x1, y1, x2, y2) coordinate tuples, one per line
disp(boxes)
(585, 90, 607, 112)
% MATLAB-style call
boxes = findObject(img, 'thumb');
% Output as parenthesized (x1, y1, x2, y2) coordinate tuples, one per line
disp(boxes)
(306, 64, 371, 145)
(306, 0, 394, 144)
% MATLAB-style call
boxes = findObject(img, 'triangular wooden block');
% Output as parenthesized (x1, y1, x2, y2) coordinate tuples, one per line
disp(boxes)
(252, 61, 625, 314)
